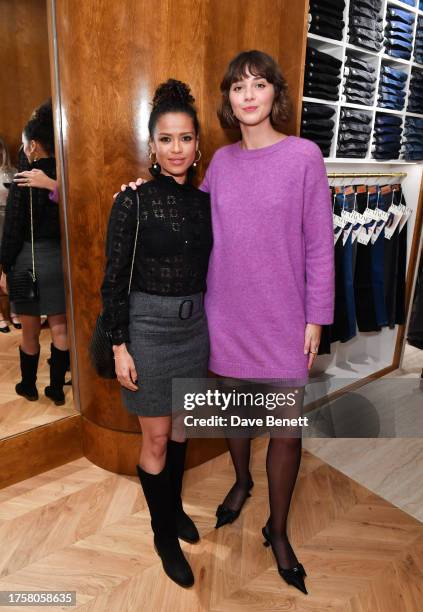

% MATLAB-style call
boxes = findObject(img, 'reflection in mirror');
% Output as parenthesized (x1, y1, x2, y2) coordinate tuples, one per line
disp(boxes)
(0, 0, 77, 440)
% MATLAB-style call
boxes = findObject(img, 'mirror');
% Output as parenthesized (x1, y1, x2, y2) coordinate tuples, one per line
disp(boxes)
(0, 0, 77, 441)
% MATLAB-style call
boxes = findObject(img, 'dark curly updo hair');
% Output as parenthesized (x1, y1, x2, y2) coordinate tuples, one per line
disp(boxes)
(218, 50, 292, 130)
(23, 98, 55, 156)
(148, 79, 199, 137)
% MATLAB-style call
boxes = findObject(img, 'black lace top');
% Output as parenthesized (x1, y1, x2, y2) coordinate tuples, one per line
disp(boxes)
(0, 156, 58, 273)
(100, 173, 213, 345)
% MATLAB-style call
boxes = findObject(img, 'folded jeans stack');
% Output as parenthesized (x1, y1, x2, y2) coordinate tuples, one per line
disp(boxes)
(371, 113, 403, 160)
(304, 46, 343, 101)
(301, 102, 336, 157)
(308, 0, 346, 40)
(407, 68, 423, 114)
(341, 53, 377, 106)
(337, 107, 372, 157)
(377, 63, 408, 111)
(414, 16, 423, 64)
(384, 5, 415, 61)
(348, 0, 383, 52)
(402, 116, 423, 161)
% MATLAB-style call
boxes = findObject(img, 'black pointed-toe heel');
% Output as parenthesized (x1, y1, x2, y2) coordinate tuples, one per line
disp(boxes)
(262, 525, 308, 594)
(215, 479, 254, 529)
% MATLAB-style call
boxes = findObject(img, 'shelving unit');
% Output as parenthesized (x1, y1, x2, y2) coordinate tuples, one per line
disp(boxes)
(304, 0, 423, 163)
(303, 0, 423, 405)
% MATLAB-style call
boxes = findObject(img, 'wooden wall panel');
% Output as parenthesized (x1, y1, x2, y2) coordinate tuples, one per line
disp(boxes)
(51, 0, 308, 470)
(0, 0, 50, 165)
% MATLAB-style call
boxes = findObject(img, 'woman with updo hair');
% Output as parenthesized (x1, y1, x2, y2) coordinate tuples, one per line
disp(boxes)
(0, 99, 69, 406)
(100, 79, 212, 588)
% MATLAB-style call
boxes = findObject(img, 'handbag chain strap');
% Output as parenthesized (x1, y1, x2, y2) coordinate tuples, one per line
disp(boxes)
(127, 190, 140, 295)
(29, 187, 36, 281)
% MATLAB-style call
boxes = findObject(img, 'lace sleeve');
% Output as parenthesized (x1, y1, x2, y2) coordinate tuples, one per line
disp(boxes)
(0, 182, 25, 273)
(100, 189, 138, 345)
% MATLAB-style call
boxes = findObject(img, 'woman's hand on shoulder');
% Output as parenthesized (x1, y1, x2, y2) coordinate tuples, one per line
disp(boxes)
(13, 169, 56, 191)
(113, 178, 147, 200)
(112, 344, 138, 390)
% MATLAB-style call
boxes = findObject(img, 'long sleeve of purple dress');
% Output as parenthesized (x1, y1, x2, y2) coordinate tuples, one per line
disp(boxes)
(200, 135, 335, 381)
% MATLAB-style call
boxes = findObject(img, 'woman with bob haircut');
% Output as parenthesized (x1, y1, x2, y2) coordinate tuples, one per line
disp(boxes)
(116, 50, 334, 595)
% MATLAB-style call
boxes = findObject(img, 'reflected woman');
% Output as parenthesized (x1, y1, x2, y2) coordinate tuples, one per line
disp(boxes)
(0, 100, 69, 406)
(100, 80, 212, 588)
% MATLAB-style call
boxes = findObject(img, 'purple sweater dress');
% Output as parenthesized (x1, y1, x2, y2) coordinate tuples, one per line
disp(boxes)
(199, 135, 335, 382)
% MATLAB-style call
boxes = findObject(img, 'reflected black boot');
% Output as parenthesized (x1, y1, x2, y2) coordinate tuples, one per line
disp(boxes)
(136, 463, 194, 588)
(15, 346, 39, 401)
(166, 440, 200, 544)
(45, 344, 69, 406)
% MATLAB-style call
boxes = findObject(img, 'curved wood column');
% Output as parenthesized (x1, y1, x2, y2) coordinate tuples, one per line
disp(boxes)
(49, 0, 307, 474)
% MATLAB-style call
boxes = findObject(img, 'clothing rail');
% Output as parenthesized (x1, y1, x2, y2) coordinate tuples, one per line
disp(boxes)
(327, 172, 407, 178)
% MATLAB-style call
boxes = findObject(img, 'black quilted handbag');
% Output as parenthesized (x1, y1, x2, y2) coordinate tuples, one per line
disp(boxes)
(89, 190, 140, 378)
(8, 268, 39, 303)
(89, 312, 116, 379)
(8, 187, 39, 304)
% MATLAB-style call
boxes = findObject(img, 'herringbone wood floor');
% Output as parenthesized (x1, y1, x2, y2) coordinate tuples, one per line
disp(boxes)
(0, 327, 76, 439)
(0, 437, 422, 611)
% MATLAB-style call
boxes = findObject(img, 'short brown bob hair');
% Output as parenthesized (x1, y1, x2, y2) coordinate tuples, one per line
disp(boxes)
(218, 50, 292, 130)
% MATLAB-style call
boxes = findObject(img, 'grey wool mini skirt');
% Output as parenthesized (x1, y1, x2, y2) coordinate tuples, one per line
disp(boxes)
(121, 291, 210, 417)
(10, 239, 66, 316)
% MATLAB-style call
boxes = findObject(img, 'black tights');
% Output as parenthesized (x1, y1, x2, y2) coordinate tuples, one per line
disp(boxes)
(222, 435, 302, 569)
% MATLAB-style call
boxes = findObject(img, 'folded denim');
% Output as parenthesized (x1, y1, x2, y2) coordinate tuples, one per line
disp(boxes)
(307, 61, 341, 76)
(304, 88, 339, 101)
(352, 27, 384, 41)
(373, 133, 402, 144)
(407, 105, 423, 113)
(307, 136, 334, 147)
(402, 145, 423, 153)
(405, 118, 423, 129)
(349, 6, 381, 20)
(345, 78, 376, 92)
(380, 74, 406, 90)
(309, 2, 345, 18)
(301, 117, 335, 129)
(379, 87, 406, 99)
(302, 103, 336, 118)
(304, 80, 339, 94)
(344, 66, 377, 82)
(351, 0, 382, 11)
(386, 19, 414, 34)
(374, 126, 403, 135)
(339, 121, 372, 133)
(348, 36, 382, 51)
(380, 64, 408, 82)
(309, 13, 345, 28)
(400, 0, 416, 6)
(350, 16, 383, 30)
(379, 101, 404, 110)
(337, 147, 369, 155)
(384, 40, 414, 52)
(385, 48, 412, 59)
(402, 136, 423, 145)
(385, 30, 414, 44)
(308, 23, 344, 39)
(403, 152, 423, 160)
(318, 0, 346, 8)
(342, 95, 373, 106)
(339, 132, 370, 142)
(341, 108, 372, 123)
(372, 145, 401, 155)
(345, 58, 375, 74)
(306, 46, 343, 69)
(306, 71, 342, 86)
(375, 114, 402, 126)
(387, 7, 415, 25)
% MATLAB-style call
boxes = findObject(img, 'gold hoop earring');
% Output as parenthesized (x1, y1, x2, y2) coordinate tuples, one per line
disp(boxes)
(192, 150, 202, 167)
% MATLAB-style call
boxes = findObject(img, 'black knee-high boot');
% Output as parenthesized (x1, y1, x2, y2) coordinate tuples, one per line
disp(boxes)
(16, 346, 40, 401)
(136, 463, 194, 588)
(45, 344, 69, 406)
(166, 440, 200, 543)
